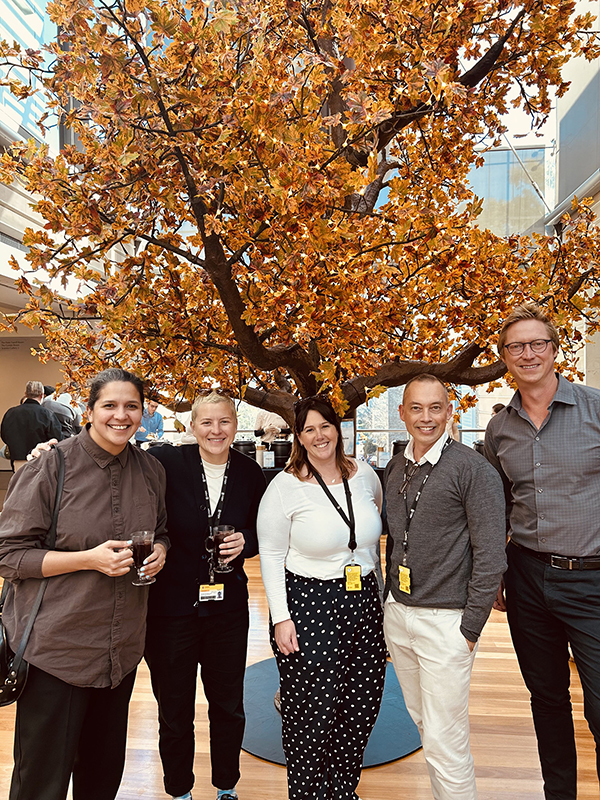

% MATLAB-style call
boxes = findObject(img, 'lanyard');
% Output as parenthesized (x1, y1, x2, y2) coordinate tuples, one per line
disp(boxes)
(200, 455, 231, 528)
(400, 438, 451, 565)
(312, 470, 357, 558)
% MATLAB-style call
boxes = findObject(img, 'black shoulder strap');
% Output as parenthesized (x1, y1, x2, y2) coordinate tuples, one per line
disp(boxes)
(0, 579, 9, 611)
(8, 446, 65, 673)
(44, 446, 65, 550)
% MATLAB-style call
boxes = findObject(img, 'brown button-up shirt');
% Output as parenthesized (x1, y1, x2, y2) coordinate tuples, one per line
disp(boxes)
(0, 427, 168, 688)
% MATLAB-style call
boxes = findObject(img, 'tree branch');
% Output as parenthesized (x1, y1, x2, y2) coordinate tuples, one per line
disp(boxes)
(243, 386, 297, 426)
(202, 233, 318, 395)
(341, 345, 507, 409)
(326, 5, 530, 168)
(239, 346, 507, 424)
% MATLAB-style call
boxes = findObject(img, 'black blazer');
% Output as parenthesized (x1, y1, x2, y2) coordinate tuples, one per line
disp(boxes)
(1, 399, 63, 460)
(147, 444, 266, 617)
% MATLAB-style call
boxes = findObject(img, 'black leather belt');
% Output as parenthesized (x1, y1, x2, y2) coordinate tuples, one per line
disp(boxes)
(511, 539, 600, 570)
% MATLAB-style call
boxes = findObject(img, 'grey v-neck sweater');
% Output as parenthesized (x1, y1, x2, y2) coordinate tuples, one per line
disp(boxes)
(383, 441, 507, 640)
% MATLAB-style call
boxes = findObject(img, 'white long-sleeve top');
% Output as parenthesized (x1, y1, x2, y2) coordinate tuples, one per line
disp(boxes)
(257, 459, 383, 623)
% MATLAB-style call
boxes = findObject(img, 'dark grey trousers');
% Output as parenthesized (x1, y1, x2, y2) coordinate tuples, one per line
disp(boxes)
(10, 664, 136, 800)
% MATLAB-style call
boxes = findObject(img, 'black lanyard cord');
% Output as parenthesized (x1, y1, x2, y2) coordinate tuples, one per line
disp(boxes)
(403, 463, 435, 528)
(400, 438, 451, 565)
(312, 469, 357, 553)
(200, 454, 231, 528)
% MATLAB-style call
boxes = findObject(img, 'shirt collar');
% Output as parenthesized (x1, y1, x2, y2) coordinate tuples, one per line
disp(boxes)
(404, 431, 450, 466)
(507, 372, 577, 414)
(80, 424, 129, 468)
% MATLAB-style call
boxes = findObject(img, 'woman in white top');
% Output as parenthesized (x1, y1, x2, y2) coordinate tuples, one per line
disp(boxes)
(257, 396, 386, 800)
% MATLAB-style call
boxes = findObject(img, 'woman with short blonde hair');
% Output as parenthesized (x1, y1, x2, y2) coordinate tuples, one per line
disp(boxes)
(145, 389, 266, 800)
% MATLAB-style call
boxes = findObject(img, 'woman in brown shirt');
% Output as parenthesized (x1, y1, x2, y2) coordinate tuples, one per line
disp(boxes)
(0, 368, 168, 800)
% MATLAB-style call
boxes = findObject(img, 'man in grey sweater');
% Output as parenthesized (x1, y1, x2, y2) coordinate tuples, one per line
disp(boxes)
(383, 374, 506, 799)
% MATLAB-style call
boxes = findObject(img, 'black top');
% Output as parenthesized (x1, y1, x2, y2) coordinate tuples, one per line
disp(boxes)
(43, 398, 81, 438)
(147, 444, 266, 617)
(1, 399, 63, 461)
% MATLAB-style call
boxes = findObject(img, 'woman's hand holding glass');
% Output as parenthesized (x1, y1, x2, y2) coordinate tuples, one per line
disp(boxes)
(41, 539, 167, 579)
(218, 530, 245, 564)
(140, 541, 167, 578)
(87, 539, 167, 579)
(87, 540, 135, 576)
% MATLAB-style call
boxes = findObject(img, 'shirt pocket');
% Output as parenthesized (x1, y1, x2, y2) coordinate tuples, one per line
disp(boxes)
(133, 487, 159, 531)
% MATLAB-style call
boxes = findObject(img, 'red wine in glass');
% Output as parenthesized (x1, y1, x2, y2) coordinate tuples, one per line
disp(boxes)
(211, 525, 235, 573)
(133, 541, 153, 569)
(130, 530, 156, 586)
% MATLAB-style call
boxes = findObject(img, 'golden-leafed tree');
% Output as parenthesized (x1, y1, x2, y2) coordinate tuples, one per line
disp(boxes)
(1, 0, 599, 420)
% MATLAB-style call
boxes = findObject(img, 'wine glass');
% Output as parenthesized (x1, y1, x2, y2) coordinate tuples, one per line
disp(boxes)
(205, 525, 235, 574)
(130, 530, 156, 586)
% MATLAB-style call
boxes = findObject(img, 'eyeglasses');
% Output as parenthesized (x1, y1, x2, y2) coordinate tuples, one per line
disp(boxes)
(503, 339, 553, 356)
(399, 462, 420, 494)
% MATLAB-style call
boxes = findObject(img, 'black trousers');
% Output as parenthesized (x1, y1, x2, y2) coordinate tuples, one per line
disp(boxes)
(10, 663, 136, 800)
(505, 541, 600, 799)
(273, 571, 386, 800)
(145, 608, 249, 797)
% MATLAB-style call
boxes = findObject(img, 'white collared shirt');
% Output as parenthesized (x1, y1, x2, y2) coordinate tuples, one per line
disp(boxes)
(404, 432, 450, 466)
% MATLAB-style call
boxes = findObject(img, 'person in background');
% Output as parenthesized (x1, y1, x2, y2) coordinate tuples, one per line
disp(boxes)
(135, 398, 164, 446)
(0, 368, 168, 800)
(43, 385, 82, 438)
(446, 416, 460, 441)
(384, 374, 506, 799)
(485, 303, 600, 799)
(1, 380, 62, 471)
(254, 409, 291, 444)
(145, 390, 266, 800)
(257, 396, 386, 800)
(491, 402, 505, 417)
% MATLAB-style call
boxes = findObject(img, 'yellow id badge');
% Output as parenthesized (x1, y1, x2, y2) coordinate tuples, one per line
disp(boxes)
(398, 565, 411, 594)
(199, 584, 225, 602)
(345, 565, 362, 592)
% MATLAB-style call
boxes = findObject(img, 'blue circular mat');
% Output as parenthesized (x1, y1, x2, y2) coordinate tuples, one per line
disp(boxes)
(242, 659, 421, 767)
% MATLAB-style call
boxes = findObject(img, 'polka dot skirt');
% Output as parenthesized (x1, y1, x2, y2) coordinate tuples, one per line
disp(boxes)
(271, 571, 386, 800)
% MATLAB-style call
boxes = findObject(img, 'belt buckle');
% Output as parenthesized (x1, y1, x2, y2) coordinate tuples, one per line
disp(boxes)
(550, 554, 569, 569)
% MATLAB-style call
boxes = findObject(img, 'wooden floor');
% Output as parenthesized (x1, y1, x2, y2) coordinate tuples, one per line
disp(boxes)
(0, 556, 597, 800)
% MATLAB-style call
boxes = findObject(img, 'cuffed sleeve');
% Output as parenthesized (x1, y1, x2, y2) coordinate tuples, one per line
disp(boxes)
(460, 461, 507, 638)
